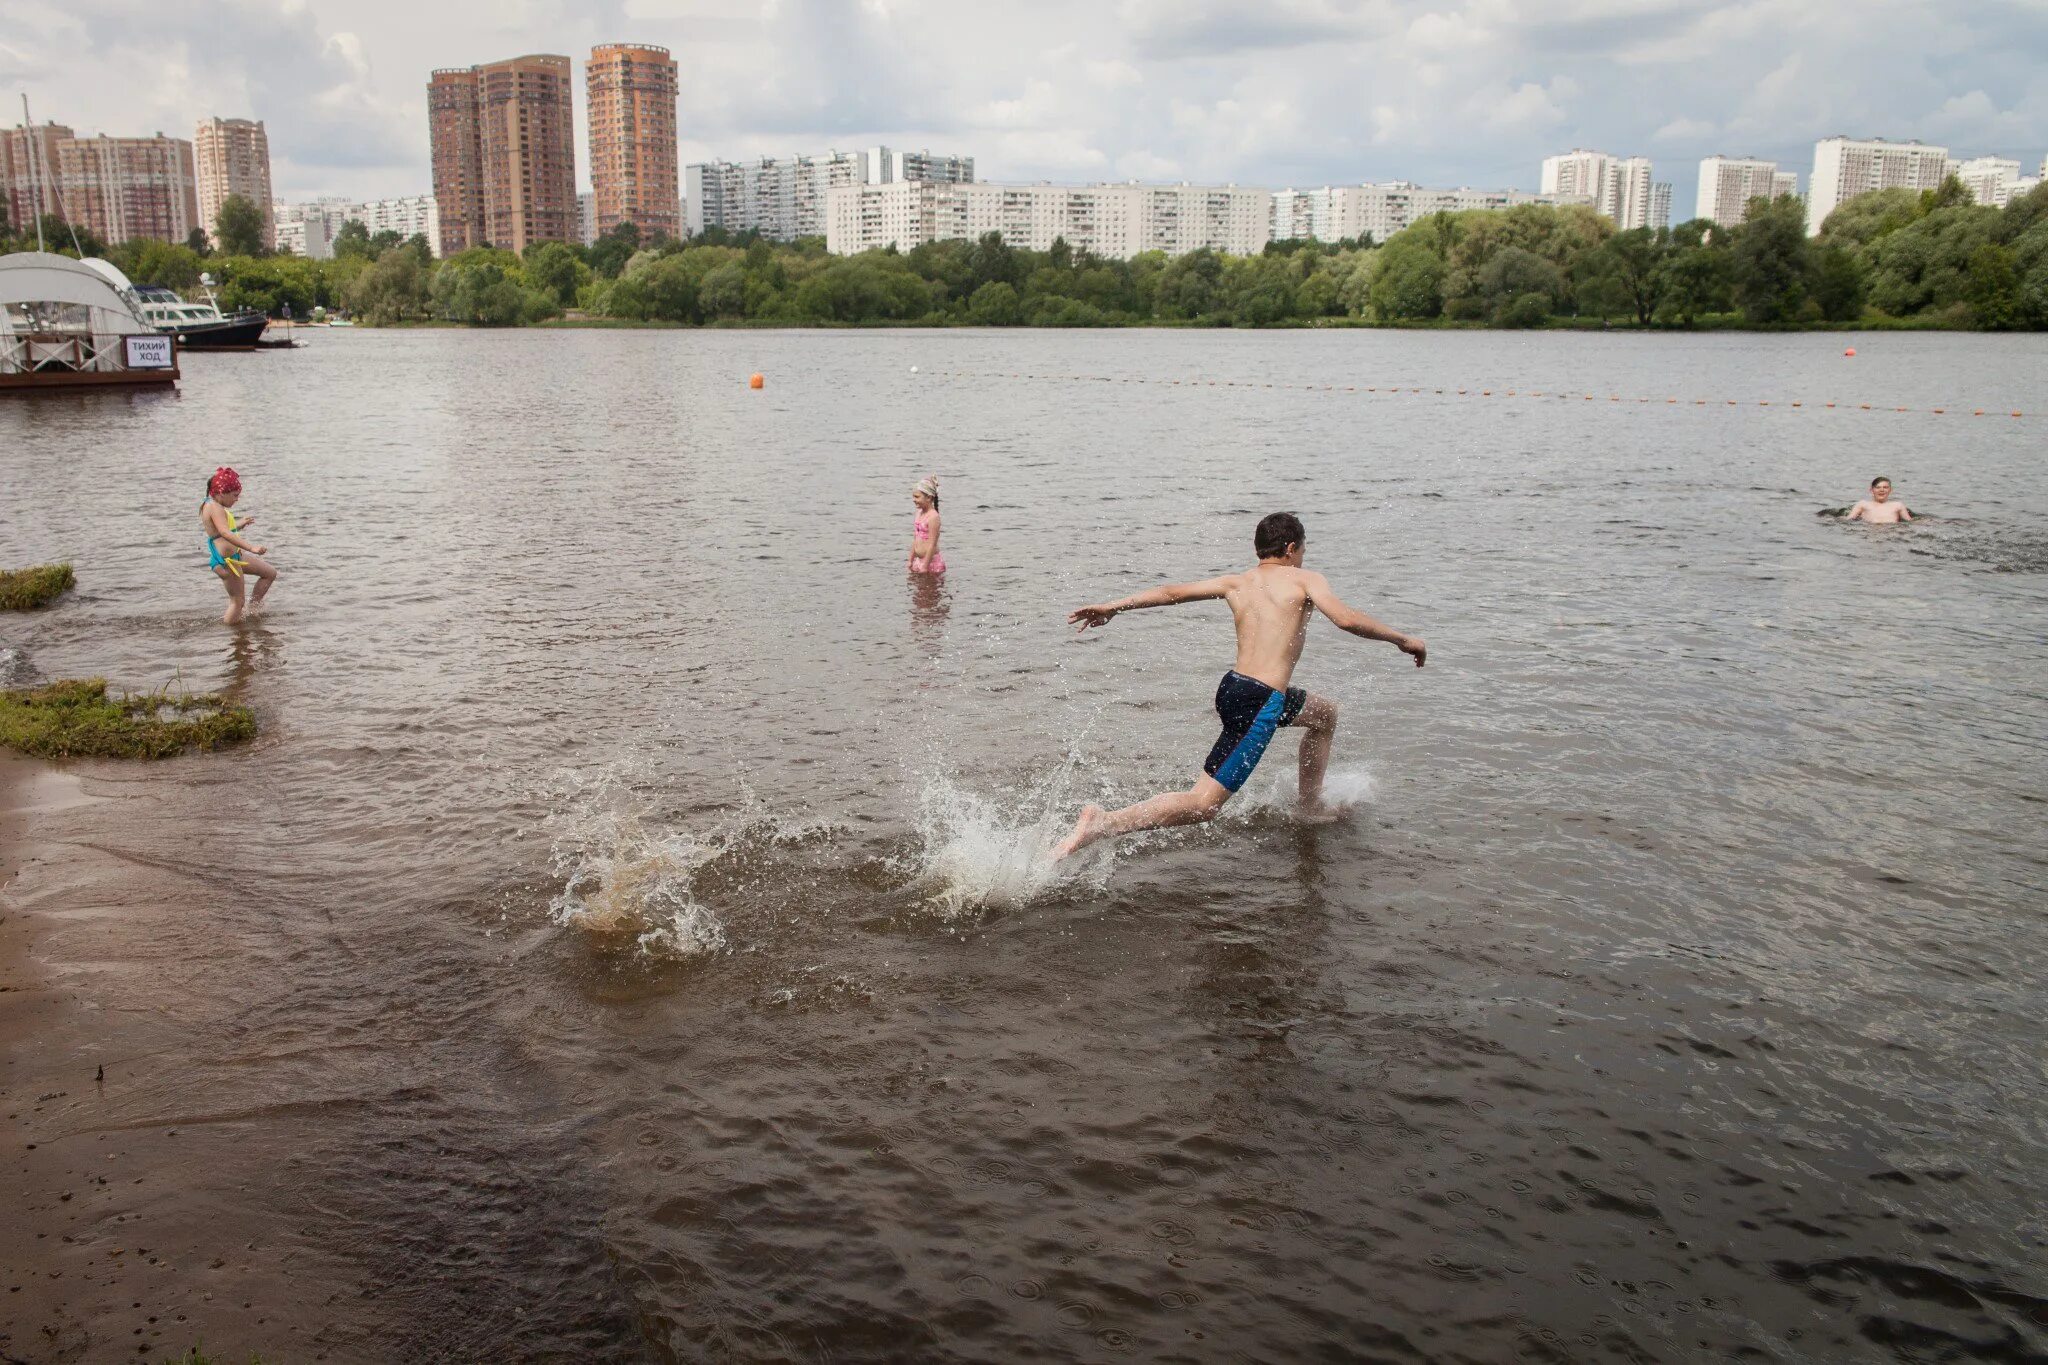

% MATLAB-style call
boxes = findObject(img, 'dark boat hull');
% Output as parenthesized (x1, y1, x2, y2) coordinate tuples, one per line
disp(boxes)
(164, 313, 270, 350)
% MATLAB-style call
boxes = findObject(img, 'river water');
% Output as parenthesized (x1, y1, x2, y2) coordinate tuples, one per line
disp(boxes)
(3, 328, 2046, 1362)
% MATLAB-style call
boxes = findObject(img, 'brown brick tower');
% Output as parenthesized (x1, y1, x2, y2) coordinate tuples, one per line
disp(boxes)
(586, 44, 680, 242)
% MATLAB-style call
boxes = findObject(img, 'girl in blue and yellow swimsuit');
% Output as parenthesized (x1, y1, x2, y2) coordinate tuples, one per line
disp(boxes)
(200, 466, 277, 625)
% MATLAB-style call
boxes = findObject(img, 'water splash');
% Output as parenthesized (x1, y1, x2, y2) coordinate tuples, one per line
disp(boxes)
(905, 770, 1110, 918)
(544, 772, 728, 959)
(0, 646, 35, 687)
(1234, 763, 1379, 818)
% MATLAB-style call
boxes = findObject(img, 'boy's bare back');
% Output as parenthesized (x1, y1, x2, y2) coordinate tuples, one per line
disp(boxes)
(1219, 565, 1319, 691)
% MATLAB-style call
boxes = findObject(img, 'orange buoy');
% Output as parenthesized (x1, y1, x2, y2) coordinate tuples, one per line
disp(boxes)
(749, 373, 764, 389)
(1843, 347, 1856, 357)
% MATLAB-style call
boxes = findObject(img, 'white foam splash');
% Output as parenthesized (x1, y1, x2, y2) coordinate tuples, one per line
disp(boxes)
(544, 773, 727, 959)
(906, 772, 1110, 917)
(1232, 763, 1378, 820)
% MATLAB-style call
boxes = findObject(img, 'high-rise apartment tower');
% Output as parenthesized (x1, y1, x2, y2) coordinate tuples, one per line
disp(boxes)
(687, 146, 975, 238)
(428, 54, 578, 255)
(194, 117, 274, 249)
(1805, 137, 1950, 235)
(586, 43, 679, 241)
(1539, 149, 1658, 230)
(1695, 156, 1797, 228)
(1, 124, 198, 244)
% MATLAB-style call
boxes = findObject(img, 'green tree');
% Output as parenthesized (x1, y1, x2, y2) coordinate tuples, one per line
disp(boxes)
(1155, 248, 1224, 319)
(185, 226, 211, 255)
(36, 215, 109, 258)
(332, 219, 373, 260)
(343, 245, 433, 324)
(115, 238, 205, 289)
(1921, 174, 1972, 214)
(1653, 220, 1728, 323)
(215, 194, 267, 256)
(1865, 205, 1998, 317)
(214, 254, 328, 317)
(1808, 243, 1867, 322)
(523, 240, 589, 307)
(967, 280, 1022, 325)
(966, 232, 1023, 291)
(1964, 243, 2021, 329)
(792, 258, 933, 322)
(1296, 267, 1342, 317)
(588, 221, 641, 278)
(1593, 228, 1666, 324)
(1480, 247, 1562, 324)
(1819, 188, 1923, 250)
(1366, 240, 1446, 320)
(431, 249, 557, 325)
(1728, 195, 1811, 323)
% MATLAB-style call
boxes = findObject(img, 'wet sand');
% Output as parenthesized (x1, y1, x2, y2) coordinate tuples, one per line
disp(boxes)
(1, 755, 369, 1363)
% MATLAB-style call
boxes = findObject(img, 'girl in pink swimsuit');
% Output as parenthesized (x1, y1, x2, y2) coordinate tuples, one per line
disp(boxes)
(908, 474, 945, 575)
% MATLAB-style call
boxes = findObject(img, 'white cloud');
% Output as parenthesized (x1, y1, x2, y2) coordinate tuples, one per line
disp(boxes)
(1655, 116, 1718, 143)
(5, 0, 2043, 220)
(1482, 82, 1569, 131)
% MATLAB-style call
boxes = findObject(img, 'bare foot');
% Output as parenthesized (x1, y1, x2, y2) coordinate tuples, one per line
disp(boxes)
(222, 606, 244, 625)
(1296, 801, 1343, 825)
(1053, 804, 1109, 861)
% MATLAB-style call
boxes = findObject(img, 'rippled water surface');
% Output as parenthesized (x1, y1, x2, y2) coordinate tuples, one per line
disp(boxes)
(4, 328, 2047, 1362)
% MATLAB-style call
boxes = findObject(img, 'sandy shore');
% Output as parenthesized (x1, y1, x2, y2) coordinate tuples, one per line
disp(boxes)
(1, 754, 366, 1364)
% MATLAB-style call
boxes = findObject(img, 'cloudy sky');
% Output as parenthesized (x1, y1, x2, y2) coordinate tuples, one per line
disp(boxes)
(5, 0, 2046, 221)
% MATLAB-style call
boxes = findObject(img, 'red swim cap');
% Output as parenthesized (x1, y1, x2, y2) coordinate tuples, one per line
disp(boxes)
(208, 466, 241, 496)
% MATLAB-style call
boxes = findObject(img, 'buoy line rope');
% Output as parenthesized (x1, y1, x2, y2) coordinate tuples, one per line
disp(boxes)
(915, 369, 2027, 419)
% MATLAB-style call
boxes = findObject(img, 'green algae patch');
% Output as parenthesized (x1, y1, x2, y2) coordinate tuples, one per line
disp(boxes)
(0, 563, 75, 610)
(0, 679, 255, 760)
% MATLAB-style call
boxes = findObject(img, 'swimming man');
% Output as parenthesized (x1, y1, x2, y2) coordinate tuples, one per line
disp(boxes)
(1054, 512, 1426, 860)
(1845, 477, 1912, 524)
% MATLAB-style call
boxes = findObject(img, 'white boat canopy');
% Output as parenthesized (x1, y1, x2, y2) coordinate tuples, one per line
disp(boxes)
(0, 251, 150, 375)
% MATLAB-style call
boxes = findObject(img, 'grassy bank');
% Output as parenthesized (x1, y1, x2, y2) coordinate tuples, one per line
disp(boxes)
(0, 563, 75, 610)
(0, 680, 255, 760)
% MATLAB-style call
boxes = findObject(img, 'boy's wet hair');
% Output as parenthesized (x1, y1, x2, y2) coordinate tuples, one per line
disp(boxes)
(1871, 476, 1891, 487)
(1255, 512, 1305, 559)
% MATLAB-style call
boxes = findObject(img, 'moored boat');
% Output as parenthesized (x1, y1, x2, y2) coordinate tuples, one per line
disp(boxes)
(80, 261, 270, 350)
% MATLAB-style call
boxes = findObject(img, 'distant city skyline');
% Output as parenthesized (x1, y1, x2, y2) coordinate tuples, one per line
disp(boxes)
(5, 0, 2043, 224)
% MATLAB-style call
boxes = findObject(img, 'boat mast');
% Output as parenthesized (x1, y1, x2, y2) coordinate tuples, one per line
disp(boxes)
(20, 94, 45, 252)
(20, 94, 84, 257)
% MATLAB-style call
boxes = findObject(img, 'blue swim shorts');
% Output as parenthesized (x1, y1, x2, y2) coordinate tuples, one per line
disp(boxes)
(1202, 670, 1307, 792)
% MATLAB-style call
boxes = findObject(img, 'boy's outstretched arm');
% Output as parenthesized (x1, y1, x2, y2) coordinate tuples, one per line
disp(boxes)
(1304, 573, 1426, 665)
(1069, 576, 1233, 632)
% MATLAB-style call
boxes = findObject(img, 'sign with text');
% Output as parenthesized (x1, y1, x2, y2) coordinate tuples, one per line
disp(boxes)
(124, 335, 174, 370)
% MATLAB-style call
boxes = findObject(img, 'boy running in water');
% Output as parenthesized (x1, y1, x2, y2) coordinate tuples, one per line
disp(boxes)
(1055, 512, 1426, 860)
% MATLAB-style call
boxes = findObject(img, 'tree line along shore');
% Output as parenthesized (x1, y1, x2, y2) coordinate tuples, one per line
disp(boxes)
(4, 178, 2045, 331)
